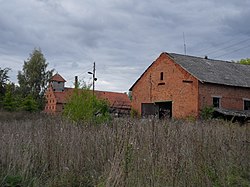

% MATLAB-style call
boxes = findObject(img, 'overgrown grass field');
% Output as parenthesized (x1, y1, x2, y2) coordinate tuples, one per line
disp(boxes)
(0, 113, 249, 186)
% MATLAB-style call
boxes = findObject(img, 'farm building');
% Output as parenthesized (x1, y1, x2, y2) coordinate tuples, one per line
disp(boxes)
(44, 73, 131, 116)
(129, 52, 250, 119)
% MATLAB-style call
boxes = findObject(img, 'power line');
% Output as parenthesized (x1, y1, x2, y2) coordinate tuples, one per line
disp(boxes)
(205, 37, 250, 56)
(213, 43, 250, 59)
(66, 67, 93, 84)
(196, 37, 242, 54)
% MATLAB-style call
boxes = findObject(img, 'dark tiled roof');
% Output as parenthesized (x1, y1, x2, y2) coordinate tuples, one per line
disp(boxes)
(169, 53, 250, 88)
(129, 52, 250, 90)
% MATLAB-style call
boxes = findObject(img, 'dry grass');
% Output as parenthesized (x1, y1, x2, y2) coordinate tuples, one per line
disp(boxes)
(0, 114, 249, 187)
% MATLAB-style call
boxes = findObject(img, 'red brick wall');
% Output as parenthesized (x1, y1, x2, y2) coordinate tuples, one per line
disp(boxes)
(199, 83, 250, 111)
(132, 53, 199, 118)
(44, 88, 57, 113)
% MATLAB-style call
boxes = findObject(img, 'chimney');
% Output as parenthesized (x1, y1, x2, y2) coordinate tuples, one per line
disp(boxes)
(75, 76, 78, 88)
(204, 55, 208, 59)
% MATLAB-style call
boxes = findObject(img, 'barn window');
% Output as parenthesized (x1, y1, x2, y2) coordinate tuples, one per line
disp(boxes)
(160, 72, 164, 80)
(244, 100, 250, 110)
(213, 97, 220, 108)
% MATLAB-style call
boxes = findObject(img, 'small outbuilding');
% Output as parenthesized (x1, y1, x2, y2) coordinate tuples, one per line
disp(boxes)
(44, 73, 131, 116)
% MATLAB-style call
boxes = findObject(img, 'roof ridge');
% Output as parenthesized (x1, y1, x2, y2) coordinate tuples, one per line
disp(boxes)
(168, 52, 232, 64)
(51, 73, 66, 82)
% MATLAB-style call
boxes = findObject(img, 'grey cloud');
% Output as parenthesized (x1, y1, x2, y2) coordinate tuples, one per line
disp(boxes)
(223, 10, 250, 36)
(0, 0, 249, 92)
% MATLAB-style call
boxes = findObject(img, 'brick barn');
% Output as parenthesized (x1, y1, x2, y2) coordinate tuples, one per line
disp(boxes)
(129, 52, 250, 119)
(44, 73, 131, 116)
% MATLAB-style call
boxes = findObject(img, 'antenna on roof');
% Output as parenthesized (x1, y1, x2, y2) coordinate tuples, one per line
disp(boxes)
(183, 32, 187, 55)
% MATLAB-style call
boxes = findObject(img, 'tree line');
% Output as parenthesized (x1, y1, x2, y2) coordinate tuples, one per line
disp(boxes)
(0, 48, 53, 112)
(0, 48, 111, 123)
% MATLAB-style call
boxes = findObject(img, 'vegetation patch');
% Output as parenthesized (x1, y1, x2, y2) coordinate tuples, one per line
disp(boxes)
(0, 115, 249, 186)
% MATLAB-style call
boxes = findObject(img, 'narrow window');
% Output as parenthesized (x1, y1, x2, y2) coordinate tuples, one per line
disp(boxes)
(244, 100, 250, 110)
(213, 97, 220, 108)
(160, 72, 164, 81)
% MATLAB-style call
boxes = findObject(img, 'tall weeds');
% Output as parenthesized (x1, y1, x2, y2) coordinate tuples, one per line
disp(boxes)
(0, 115, 249, 186)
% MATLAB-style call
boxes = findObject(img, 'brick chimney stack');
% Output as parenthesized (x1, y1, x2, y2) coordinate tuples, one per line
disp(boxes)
(75, 76, 78, 88)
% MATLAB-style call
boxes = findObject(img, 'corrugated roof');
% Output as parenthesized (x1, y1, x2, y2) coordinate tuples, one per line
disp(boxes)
(51, 73, 66, 82)
(169, 53, 250, 88)
(214, 108, 250, 118)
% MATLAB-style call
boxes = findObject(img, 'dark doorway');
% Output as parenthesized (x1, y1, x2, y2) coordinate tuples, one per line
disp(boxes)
(141, 103, 158, 118)
(141, 102, 172, 119)
(156, 101, 172, 119)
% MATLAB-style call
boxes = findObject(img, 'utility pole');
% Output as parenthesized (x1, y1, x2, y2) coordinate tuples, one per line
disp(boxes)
(88, 62, 97, 96)
(92, 62, 96, 96)
(87, 62, 97, 122)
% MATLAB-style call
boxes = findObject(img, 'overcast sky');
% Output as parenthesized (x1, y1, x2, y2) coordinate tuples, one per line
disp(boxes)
(1, 0, 250, 92)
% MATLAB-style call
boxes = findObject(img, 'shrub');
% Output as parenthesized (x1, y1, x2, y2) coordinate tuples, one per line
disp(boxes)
(201, 106, 214, 120)
(3, 175, 23, 187)
(63, 87, 111, 124)
(130, 108, 139, 118)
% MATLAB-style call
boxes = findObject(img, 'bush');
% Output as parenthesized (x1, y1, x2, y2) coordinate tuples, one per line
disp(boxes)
(3, 175, 23, 187)
(130, 108, 139, 118)
(63, 87, 111, 124)
(201, 106, 214, 120)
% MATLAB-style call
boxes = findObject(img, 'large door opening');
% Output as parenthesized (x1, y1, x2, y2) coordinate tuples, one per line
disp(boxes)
(141, 101, 172, 119)
(141, 103, 158, 118)
(156, 101, 172, 119)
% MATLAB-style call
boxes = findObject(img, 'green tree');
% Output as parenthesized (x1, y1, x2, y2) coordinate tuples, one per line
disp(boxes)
(0, 67, 11, 105)
(21, 95, 39, 112)
(17, 48, 53, 109)
(238, 58, 250, 65)
(63, 83, 111, 124)
(3, 84, 17, 111)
